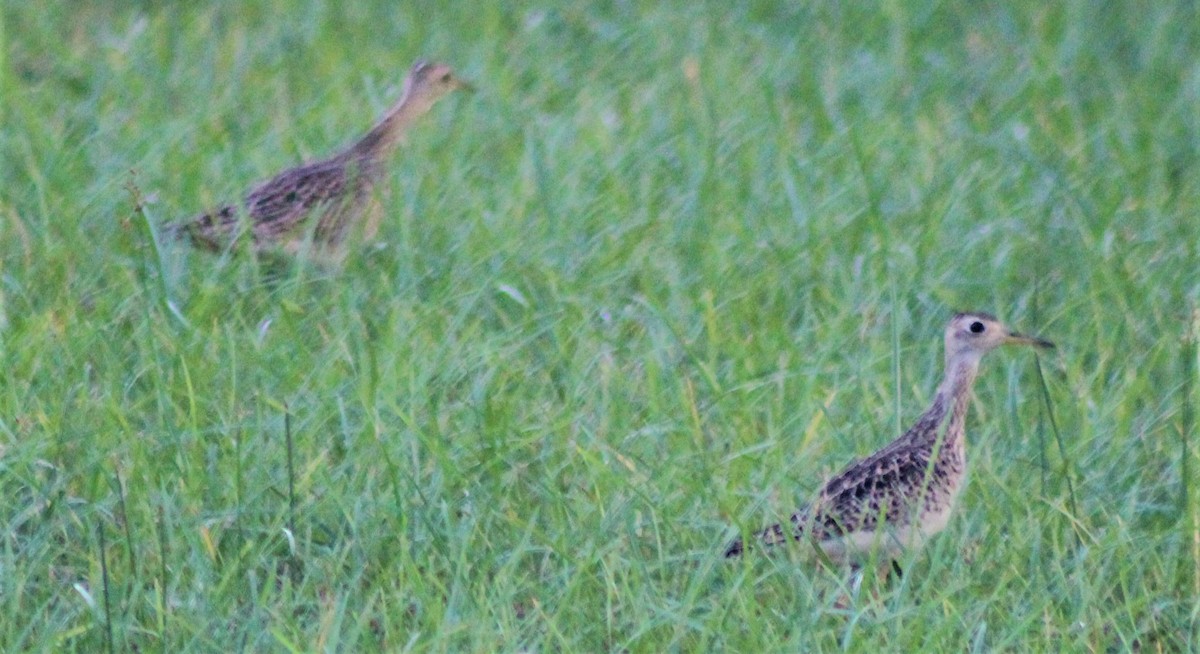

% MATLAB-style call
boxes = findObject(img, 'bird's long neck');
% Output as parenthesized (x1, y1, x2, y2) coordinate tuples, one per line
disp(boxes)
(939, 355, 981, 452)
(348, 90, 436, 161)
(906, 353, 981, 453)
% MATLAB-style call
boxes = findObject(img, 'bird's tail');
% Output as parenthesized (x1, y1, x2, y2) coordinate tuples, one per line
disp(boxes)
(159, 219, 187, 242)
(724, 536, 747, 558)
(724, 522, 790, 558)
(161, 207, 237, 252)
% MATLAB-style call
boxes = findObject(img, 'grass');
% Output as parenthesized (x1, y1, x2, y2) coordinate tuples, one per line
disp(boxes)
(2, 1, 1198, 650)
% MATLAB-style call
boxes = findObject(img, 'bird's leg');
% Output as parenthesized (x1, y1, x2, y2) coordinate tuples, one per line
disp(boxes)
(870, 559, 903, 588)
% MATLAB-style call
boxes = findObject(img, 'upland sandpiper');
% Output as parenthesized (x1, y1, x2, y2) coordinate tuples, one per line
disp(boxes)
(725, 312, 1053, 571)
(166, 60, 470, 257)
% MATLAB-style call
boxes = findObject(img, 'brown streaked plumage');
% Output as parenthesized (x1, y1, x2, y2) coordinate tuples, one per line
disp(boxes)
(166, 60, 471, 256)
(725, 312, 1053, 568)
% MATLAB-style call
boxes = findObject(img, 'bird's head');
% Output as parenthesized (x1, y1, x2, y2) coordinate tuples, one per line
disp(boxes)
(944, 312, 1053, 364)
(403, 60, 473, 102)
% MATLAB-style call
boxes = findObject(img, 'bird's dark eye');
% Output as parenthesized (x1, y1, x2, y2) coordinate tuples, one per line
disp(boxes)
(440, 73, 451, 83)
(969, 321, 985, 334)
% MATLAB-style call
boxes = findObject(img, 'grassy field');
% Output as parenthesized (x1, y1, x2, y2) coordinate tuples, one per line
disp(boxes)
(3, 1, 1198, 651)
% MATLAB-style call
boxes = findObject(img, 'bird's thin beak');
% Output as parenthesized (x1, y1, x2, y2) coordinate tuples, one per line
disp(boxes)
(454, 78, 476, 93)
(1006, 331, 1055, 349)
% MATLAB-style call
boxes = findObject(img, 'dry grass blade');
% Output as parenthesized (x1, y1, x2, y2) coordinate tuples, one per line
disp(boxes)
(1032, 353, 1081, 548)
(1184, 308, 1198, 596)
(98, 520, 114, 654)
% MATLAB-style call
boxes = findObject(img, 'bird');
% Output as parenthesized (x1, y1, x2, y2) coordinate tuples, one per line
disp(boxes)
(725, 312, 1053, 572)
(165, 59, 471, 258)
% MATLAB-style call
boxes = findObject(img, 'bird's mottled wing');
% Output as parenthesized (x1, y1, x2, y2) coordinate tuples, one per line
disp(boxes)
(167, 155, 371, 250)
(811, 447, 936, 538)
(724, 446, 941, 558)
(244, 158, 354, 241)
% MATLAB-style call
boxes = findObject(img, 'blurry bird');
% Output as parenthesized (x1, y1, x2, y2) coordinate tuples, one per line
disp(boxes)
(166, 59, 471, 258)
